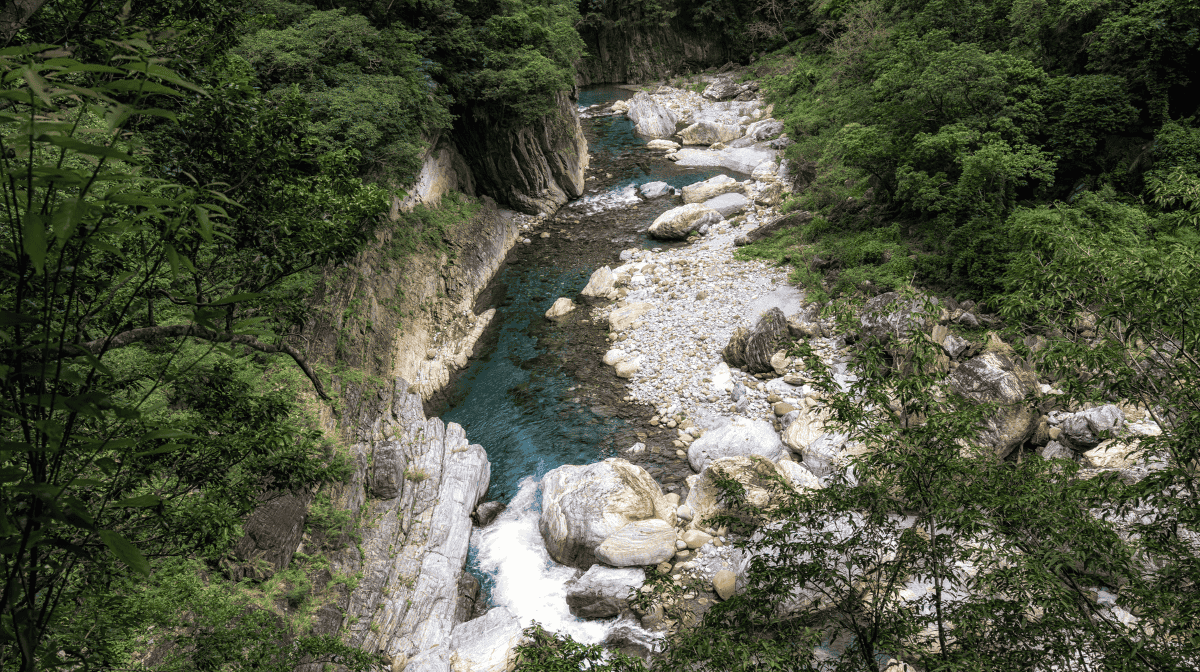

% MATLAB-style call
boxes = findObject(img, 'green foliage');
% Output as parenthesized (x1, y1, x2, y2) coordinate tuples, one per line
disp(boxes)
(757, 0, 1197, 299)
(237, 8, 453, 183)
(651, 290, 1199, 669)
(391, 191, 479, 264)
(511, 622, 648, 671)
(0, 37, 363, 670)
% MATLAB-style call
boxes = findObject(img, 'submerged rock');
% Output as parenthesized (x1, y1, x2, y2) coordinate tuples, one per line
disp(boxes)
(639, 181, 672, 198)
(545, 297, 576, 321)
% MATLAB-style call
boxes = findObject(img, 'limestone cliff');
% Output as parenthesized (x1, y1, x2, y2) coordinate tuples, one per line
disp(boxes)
(453, 91, 588, 215)
(575, 12, 732, 85)
(228, 85, 591, 672)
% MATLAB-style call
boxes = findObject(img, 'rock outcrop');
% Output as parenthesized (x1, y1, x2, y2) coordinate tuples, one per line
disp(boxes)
(723, 308, 790, 373)
(625, 91, 679, 138)
(575, 12, 731, 85)
(327, 378, 491, 671)
(454, 91, 588, 215)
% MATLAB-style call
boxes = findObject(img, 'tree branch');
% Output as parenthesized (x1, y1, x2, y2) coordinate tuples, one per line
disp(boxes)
(71, 324, 329, 400)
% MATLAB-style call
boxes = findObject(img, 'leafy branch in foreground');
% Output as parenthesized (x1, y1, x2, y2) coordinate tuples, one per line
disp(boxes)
(0, 37, 380, 670)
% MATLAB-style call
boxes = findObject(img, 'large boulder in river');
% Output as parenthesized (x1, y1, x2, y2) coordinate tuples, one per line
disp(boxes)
(682, 174, 744, 204)
(580, 266, 617, 302)
(947, 351, 1039, 458)
(723, 307, 790, 373)
(625, 91, 678, 138)
(565, 565, 645, 618)
(539, 458, 674, 569)
(648, 203, 722, 240)
(679, 120, 743, 146)
(688, 417, 785, 472)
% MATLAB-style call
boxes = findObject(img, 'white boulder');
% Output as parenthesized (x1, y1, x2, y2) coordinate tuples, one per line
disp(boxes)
(539, 458, 675, 568)
(687, 417, 786, 472)
(648, 203, 722, 240)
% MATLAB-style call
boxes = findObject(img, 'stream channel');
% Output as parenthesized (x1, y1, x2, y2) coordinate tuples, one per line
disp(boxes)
(426, 86, 747, 647)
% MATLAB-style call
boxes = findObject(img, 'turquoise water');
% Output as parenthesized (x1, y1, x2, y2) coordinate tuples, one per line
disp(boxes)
(444, 86, 748, 623)
(438, 263, 627, 505)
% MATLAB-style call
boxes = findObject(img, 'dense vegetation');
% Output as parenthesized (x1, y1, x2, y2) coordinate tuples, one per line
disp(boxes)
(0, 0, 582, 669)
(739, 0, 1199, 303)
(2, 0, 1197, 669)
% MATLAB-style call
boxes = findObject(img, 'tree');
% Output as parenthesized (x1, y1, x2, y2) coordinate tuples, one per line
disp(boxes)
(0, 37, 381, 670)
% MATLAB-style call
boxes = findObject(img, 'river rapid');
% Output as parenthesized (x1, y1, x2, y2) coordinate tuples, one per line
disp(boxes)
(426, 85, 747, 647)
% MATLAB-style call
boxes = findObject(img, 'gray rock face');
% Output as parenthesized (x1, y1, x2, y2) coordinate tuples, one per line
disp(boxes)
(702, 77, 747, 100)
(943, 332, 971, 358)
(947, 351, 1039, 458)
(860, 292, 938, 341)
(594, 519, 677, 567)
(799, 432, 849, 479)
(723, 308, 790, 373)
(454, 91, 587, 215)
(565, 565, 645, 618)
(1038, 440, 1074, 461)
(625, 91, 679, 138)
(539, 458, 674, 569)
(648, 203, 722, 240)
(1059, 405, 1124, 448)
(448, 607, 523, 672)
(704, 192, 751, 217)
(687, 417, 786, 472)
(679, 120, 743, 145)
(639, 181, 672, 198)
(328, 378, 492, 672)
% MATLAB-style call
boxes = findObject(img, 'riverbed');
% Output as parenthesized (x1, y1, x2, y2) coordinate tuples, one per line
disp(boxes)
(428, 85, 751, 644)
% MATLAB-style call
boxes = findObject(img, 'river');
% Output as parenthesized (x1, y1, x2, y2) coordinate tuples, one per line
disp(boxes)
(428, 85, 747, 647)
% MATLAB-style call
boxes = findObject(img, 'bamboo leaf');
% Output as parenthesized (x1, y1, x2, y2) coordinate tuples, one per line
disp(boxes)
(22, 212, 47, 275)
(98, 530, 150, 576)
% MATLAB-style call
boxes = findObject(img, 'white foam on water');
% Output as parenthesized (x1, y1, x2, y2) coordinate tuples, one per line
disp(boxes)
(566, 183, 641, 215)
(471, 475, 612, 644)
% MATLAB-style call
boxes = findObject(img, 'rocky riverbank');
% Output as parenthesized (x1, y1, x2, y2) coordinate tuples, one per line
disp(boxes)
(445, 74, 1175, 668)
